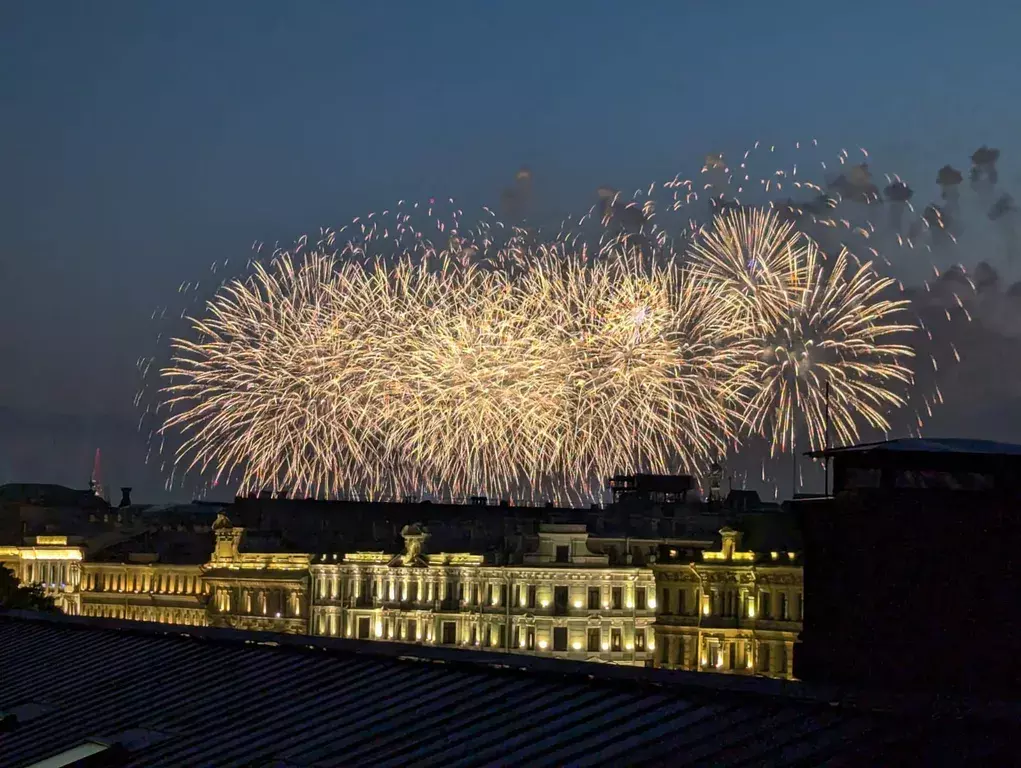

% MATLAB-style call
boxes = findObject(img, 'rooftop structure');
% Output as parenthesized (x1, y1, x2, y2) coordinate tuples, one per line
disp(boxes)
(797, 437, 1021, 697)
(807, 436, 1021, 495)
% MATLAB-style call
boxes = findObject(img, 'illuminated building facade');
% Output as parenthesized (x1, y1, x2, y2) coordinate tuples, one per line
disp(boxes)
(203, 512, 311, 633)
(3, 509, 802, 678)
(78, 561, 208, 626)
(0, 536, 83, 615)
(652, 527, 802, 679)
(310, 524, 658, 665)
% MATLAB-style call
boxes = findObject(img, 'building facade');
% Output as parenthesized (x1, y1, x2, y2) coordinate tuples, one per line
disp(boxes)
(0, 535, 84, 615)
(3, 512, 801, 678)
(653, 527, 802, 679)
(79, 560, 208, 626)
(310, 524, 658, 665)
(203, 513, 311, 633)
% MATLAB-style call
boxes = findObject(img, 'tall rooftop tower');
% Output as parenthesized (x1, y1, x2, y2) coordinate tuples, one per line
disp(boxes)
(89, 448, 104, 500)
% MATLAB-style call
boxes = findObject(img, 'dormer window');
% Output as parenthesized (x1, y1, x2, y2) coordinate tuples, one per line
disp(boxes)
(555, 545, 569, 563)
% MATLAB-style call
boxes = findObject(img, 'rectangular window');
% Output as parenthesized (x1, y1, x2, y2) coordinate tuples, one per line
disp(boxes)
(780, 593, 789, 621)
(472, 584, 480, 606)
(708, 640, 720, 669)
(587, 628, 601, 652)
(407, 619, 417, 642)
(635, 628, 646, 651)
(553, 626, 568, 651)
(486, 584, 493, 605)
(797, 592, 803, 621)
(499, 584, 507, 607)
(555, 545, 569, 563)
(442, 621, 456, 645)
(357, 616, 370, 639)
(677, 588, 686, 615)
(470, 624, 478, 645)
(661, 587, 671, 614)
(484, 624, 492, 647)
(527, 585, 537, 609)
(371, 579, 379, 598)
(513, 625, 521, 648)
(526, 626, 535, 651)
(612, 587, 623, 610)
(408, 582, 419, 603)
(458, 582, 465, 602)
(554, 586, 569, 615)
(758, 591, 770, 619)
(588, 587, 600, 610)
(611, 627, 622, 651)
(636, 587, 647, 610)
(760, 642, 771, 672)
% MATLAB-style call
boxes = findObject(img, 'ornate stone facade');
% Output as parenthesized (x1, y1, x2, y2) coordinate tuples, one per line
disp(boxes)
(0, 536, 83, 615)
(79, 561, 207, 626)
(310, 524, 658, 666)
(4, 516, 803, 679)
(652, 527, 802, 679)
(203, 513, 311, 634)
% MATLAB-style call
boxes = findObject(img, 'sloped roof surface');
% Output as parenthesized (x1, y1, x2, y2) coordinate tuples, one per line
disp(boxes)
(810, 437, 1021, 456)
(0, 614, 1014, 767)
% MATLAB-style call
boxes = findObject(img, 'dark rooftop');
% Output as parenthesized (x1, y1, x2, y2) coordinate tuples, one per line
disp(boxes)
(807, 437, 1021, 457)
(1, 612, 1017, 767)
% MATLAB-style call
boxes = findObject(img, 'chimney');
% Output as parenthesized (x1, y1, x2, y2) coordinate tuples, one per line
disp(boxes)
(119, 488, 132, 508)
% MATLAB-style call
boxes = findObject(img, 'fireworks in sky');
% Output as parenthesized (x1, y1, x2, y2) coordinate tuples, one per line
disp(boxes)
(156, 203, 917, 501)
(690, 209, 915, 455)
(142, 137, 1021, 500)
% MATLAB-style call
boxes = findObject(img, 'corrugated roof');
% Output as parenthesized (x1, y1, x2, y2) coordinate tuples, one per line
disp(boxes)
(0, 613, 1015, 767)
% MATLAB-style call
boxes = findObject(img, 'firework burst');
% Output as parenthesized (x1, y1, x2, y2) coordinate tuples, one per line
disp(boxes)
(160, 239, 743, 501)
(691, 209, 916, 455)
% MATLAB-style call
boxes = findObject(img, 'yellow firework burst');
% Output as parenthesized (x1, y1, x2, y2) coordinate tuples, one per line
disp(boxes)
(160, 241, 742, 501)
(691, 209, 916, 455)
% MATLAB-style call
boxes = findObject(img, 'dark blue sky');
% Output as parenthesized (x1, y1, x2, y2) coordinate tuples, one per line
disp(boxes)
(3, 1, 1021, 499)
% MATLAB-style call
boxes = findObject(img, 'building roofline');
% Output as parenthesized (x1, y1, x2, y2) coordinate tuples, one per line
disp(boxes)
(2, 610, 1017, 724)
(806, 437, 1021, 459)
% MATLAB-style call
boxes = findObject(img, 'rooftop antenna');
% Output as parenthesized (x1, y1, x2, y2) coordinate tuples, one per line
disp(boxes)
(824, 381, 832, 496)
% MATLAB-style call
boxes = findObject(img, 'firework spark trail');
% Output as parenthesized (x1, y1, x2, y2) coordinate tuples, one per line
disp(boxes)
(160, 234, 747, 501)
(153, 147, 933, 500)
(690, 209, 916, 456)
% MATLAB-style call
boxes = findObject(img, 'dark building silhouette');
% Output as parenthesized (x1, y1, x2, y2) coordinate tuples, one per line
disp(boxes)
(797, 438, 1021, 698)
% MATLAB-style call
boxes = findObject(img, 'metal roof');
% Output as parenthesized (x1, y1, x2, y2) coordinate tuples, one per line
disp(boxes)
(0, 613, 1015, 767)
(806, 436, 1021, 457)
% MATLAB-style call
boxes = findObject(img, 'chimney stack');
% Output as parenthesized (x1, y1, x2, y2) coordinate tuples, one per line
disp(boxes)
(119, 488, 132, 508)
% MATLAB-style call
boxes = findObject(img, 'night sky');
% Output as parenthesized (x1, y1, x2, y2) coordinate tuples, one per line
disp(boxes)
(4, 2, 1021, 500)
